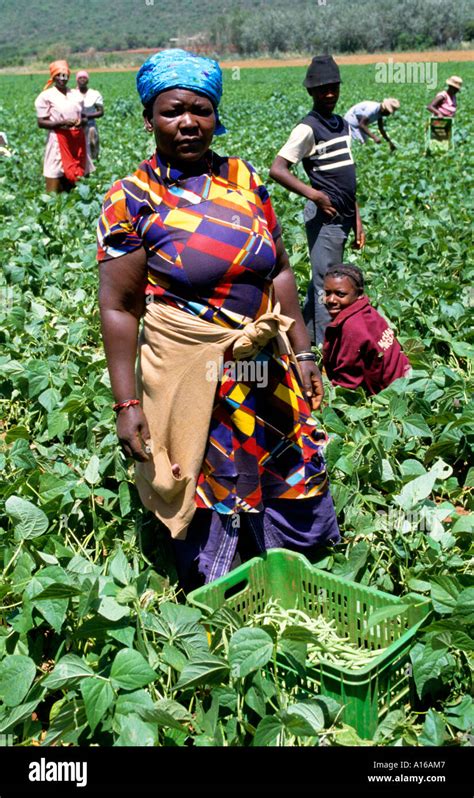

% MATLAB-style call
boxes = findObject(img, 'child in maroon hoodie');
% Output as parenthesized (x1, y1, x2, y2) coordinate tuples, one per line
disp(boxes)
(322, 264, 411, 394)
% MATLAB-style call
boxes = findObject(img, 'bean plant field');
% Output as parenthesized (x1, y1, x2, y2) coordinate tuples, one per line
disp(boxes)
(0, 63, 473, 749)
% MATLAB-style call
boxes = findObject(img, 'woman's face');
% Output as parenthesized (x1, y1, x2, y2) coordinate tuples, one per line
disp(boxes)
(324, 275, 360, 318)
(53, 73, 69, 91)
(144, 88, 216, 163)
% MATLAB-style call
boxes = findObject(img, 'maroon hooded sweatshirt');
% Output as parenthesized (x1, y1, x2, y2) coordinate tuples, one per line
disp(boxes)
(322, 296, 411, 395)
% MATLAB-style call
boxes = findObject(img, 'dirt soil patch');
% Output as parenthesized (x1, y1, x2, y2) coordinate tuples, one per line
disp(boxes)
(221, 50, 474, 68)
(2, 50, 472, 75)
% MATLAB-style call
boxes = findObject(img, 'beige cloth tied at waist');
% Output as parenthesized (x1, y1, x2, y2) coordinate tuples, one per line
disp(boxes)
(135, 301, 295, 539)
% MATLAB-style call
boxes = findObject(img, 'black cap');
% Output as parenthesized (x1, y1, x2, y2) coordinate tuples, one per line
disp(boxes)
(303, 55, 341, 88)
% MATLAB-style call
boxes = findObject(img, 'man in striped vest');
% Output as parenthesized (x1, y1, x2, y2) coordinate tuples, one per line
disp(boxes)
(270, 55, 365, 346)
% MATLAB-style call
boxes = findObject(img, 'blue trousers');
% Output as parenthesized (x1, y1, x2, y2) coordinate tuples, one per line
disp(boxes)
(171, 491, 340, 593)
(303, 201, 355, 346)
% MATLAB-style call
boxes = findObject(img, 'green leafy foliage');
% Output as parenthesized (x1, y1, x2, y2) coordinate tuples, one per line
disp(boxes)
(0, 655, 37, 707)
(228, 627, 274, 678)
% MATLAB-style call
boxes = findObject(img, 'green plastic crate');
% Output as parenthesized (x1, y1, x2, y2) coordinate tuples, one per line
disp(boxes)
(188, 549, 431, 739)
(425, 117, 454, 152)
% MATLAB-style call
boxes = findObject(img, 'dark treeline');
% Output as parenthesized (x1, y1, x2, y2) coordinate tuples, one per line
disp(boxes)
(1, 0, 472, 66)
(211, 0, 473, 55)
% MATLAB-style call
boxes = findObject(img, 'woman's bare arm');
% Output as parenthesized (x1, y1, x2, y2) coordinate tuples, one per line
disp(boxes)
(426, 95, 444, 117)
(99, 247, 151, 461)
(85, 104, 104, 120)
(37, 116, 78, 130)
(377, 117, 396, 149)
(272, 237, 324, 410)
(359, 116, 381, 143)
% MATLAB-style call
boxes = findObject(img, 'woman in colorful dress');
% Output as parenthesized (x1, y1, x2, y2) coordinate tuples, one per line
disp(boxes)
(97, 49, 340, 591)
(35, 60, 94, 193)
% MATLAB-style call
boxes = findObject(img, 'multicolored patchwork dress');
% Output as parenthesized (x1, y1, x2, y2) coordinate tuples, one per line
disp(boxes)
(97, 150, 340, 588)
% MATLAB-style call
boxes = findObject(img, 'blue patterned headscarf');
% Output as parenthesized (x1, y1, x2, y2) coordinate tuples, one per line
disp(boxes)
(136, 48, 226, 135)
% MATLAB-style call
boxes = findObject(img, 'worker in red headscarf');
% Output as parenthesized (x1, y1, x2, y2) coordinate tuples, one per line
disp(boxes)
(34, 60, 94, 192)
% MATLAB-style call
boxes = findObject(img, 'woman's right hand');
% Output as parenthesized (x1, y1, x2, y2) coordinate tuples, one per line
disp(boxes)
(116, 407, 181, 474)
(116, 405, 151, 462)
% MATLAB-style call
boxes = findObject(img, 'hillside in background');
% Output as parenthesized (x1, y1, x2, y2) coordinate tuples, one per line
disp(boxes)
(1, 0, 473, 66)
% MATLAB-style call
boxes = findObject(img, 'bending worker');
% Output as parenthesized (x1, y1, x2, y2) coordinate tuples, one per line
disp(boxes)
(344, 98, 400, 150)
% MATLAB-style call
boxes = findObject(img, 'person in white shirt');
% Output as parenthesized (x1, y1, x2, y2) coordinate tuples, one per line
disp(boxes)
(344, 98, 400, 150)
(74, 70, 104, 161)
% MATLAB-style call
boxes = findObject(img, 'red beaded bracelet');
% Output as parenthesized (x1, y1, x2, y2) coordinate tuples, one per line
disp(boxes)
(113, 399, 140, 413)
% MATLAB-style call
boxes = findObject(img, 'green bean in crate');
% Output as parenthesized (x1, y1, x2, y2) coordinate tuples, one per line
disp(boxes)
(248, 600, 389, 670)
(187, 549, 432, 739)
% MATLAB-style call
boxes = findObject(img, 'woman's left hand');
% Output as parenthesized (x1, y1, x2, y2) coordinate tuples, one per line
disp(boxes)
(299, 360, 324, 412)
